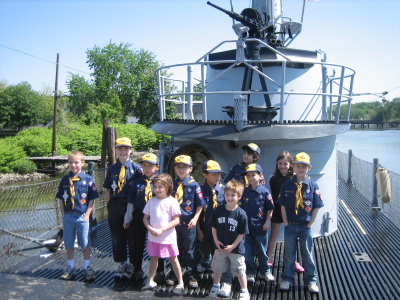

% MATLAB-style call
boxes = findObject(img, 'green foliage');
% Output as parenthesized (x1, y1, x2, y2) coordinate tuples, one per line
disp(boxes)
(331, 97, 400, 121)
(12, 159, 37, 174)
(13, 127, 65, 157)
(113, 123, 166, 150)
(0, 82, 43, 130)
(0, 138, 27, 173)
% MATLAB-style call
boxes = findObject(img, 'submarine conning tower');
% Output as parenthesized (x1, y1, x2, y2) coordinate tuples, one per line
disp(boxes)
(152, 0, 355, 238)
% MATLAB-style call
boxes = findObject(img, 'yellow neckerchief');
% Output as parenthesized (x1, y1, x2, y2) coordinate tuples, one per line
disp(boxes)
(144, 178, 153, 202)
(174, 177, 195, 204)
(211, 188, 218, 208)
(294, 182, 305, 215)
(68, 175, 81, 209)
(116, 165, 126, 194)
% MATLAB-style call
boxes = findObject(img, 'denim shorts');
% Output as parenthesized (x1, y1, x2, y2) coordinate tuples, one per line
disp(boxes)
(63, 212, 90, 250)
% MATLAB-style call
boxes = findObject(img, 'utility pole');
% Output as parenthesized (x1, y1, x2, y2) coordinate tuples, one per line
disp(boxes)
(52, 53, 59, 157)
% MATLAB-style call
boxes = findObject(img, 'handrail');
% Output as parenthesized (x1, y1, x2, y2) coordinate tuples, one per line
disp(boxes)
(156, 38, 355, 123)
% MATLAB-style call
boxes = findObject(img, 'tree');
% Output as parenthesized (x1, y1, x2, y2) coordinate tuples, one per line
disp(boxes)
(67, 42, 175, 126)
(0, 82, 42, 130)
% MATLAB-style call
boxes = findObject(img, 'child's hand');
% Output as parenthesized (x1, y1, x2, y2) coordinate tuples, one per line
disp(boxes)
(223, 244, 234, 253)
(187, 218, 197, 229)
(197, 229, 204, 242)
(263, 222, 270, 231)
(123, 222, 130, 229)
(153, 228, 164, 236)
(215, 241, 225, 250)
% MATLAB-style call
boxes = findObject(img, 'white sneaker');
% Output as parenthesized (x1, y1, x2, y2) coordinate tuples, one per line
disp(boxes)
(262, 273, 275, 282)
(218, 283, 231, 297)
(308, 283, 319, 293)
(209, 285, 220, 298)
(280, 280, 291, 290)
(114, 263, 126, 279)
(247, 274, 255, 282)
(239, 290, 250, 300)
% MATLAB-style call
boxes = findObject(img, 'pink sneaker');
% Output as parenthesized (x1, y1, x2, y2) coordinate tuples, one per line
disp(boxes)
(294, 262, 304, 272)
(267, 260, 273, 267)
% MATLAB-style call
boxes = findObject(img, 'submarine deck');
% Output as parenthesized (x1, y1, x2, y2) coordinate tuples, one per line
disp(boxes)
(1, 177, 400, 299)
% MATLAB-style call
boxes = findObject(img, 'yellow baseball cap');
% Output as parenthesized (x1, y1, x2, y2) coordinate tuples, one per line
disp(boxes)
(174, 155, 193, 166)
(241, 163, 263, 175)
(202, 160, 223, 173)
(293, 152, 311, 165)
(115, 137, 132, 148)
(140, 153, 159, 165)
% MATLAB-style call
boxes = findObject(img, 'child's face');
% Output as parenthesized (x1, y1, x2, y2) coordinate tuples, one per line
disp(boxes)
(115, 146, 132, 161)
(224, 190, 241, 206)
(243, 150, 255, 164)
(203, 172, 221, 187)
(141, 161, 159, 178)
(245, 171, 261, 187)
(174, 163, 192, 180)
(153, 181, 168, 199)
(277, 158, 291, 175)
(68, 155, 84, 176)
(293, 163, 311, 179)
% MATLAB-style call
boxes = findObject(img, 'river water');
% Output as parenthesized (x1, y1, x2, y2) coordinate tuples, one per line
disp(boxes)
(337, 127, 400, 174)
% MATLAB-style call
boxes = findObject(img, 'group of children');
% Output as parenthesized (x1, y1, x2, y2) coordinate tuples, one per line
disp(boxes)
(56, 138, 323, 298)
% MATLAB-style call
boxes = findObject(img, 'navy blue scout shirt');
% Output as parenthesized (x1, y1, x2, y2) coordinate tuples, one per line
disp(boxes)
(127, 175, 152, 212)
(173, 176, 205, 222)
(209, 204, 248, 255)
(277, 175, 324, 222)
(241, 184, 274, 235)
(223, 162, 247, 184)
(103, 159, 143, 199)
(199, 181, 225, 243)
(56, 171, 99, 213)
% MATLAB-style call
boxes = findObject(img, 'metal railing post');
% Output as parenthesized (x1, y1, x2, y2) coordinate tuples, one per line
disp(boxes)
(347, 149, 353, 185)
(371, 158, 380, 209)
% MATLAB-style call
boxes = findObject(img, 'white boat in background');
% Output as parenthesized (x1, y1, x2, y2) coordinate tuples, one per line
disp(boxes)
(152, 0, 355, 239)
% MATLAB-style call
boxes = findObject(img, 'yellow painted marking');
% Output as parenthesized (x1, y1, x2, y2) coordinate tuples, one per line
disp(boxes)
(340, 200, 367, 235)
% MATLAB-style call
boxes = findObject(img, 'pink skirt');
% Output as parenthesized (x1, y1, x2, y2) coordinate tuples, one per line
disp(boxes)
(147, 241, 179, 258)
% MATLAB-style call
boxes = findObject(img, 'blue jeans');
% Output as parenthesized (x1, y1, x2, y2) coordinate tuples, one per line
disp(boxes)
(244, 232, 270, 276)
(176, 223, 197, 277)
(63, 211, 90, 250)
(198, 241, 213, 269)
(282, 223, 317, 284)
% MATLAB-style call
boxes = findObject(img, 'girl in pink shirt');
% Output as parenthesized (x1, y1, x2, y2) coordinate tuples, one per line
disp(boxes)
(142, 173, 184, 294)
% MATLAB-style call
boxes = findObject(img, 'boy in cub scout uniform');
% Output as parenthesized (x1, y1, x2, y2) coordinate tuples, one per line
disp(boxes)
(56, 150, 99, 281)
(103, 137, 143, 279)
(124, 153, 165, 282)
(166, 155, 205, 289)
(277, 152, 324, 294)
(197, 160, 225, 273)
(240, 163, 275, 283)
(224, 143, 261, 185)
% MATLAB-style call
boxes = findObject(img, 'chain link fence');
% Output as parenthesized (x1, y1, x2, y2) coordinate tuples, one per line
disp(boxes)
(0, 169, 107, 271)
(338, 150, 400, 229)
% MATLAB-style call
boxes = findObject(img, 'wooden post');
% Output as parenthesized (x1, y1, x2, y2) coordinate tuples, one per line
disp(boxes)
(101, 119, 109, 169)
(107, 127, 117, 166)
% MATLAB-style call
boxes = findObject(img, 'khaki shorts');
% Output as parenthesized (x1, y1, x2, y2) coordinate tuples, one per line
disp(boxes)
(211, 249, 246, 277)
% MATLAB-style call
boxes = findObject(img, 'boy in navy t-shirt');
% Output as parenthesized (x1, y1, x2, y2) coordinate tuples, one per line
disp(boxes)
(209, 179, 250, 300)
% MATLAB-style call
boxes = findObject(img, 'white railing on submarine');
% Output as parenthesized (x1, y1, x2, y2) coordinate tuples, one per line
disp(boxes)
(156, 38, 356, 123)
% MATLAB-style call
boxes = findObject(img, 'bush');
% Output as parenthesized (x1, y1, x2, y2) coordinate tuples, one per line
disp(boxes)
(0, 138, 27, 173)
(12, 159, 37, 174)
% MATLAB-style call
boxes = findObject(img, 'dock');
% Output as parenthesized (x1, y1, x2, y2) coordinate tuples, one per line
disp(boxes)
(1, 177, 399, 299)
(350, 120, 400, 128)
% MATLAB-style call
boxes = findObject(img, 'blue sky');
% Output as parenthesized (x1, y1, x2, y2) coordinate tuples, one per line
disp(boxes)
(1, 0, 399, 103)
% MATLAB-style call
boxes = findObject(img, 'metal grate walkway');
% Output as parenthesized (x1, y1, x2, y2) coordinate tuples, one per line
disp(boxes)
(1, 178, 400, 299)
